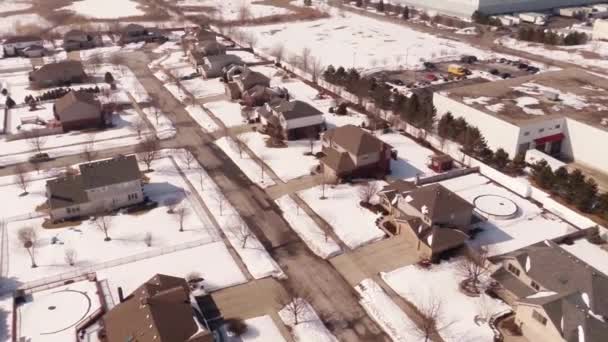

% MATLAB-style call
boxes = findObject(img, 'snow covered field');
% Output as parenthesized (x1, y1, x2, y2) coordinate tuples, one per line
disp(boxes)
(215, 136, 275, 188)
(62, 0, 145, 19)
(242, 8, 492, 71)
(275, 195, 341, 259)
(377, 132, 437, 180)
(185, 104, 220, 132)
(184, 0, 292, 21)
(382, 260, 510, 342)
(0, 14, 50, 35)
(205, 100, 244, 127)
(355, 279, 422, 342)
(439, 173, 577, 256)
(0, 1, 30, 14)
(279, 299, 338, 342)
(299, 182, 386, 249)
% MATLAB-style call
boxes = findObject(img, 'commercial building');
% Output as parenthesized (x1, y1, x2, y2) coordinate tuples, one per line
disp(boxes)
(389, 0, 606, 18)
(434, 68, 608, 174)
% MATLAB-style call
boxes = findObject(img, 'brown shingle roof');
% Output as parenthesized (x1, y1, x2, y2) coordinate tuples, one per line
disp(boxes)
(404, 183, 473, 224)
(321, 148, 355, 173)
(4, 35, 41, 44)
(54, 90, 100, 116)
(103, 274, 207, 342)
(29, 60, 85, 82)
(323, 125, 389, 156)
(273, 100, 322, 120)
(79, 154, 141, 189)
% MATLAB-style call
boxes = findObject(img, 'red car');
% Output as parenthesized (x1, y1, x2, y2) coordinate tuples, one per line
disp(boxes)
(425, 74, 438, 82)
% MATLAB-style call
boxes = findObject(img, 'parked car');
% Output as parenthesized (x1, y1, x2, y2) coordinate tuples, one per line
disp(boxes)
(499, 58, 507, 63)
(527, 66, 539, 73)
(501, 73, 512, 79)
(390, 79, 405, 86)
(518, 63, 529, 70)
(29, 153, 51, 163)
(425, 74, 438, 82)
(423, 62, 436, 70)
(489, 68, 500, 75)
(463, 68, 472, 76)
(460, 55, 478, 64)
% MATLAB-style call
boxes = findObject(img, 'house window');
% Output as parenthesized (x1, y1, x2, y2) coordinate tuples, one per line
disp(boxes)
(555, 124, 561, 129)
(539, 128, 545, 133)
(532, 310, 547, 325)
(128, 193, 139, 201)
(67, 206, 80, 214)
(507, 263, 521, 277)
(531, 281, 540, 291)
(523, 131, 530, 136)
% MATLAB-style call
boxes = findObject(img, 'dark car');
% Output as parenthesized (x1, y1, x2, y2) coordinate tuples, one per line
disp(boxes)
(489, 68, 500, 75)
(518, 63, 529, 70)
(460, 55, 478, 64)
(501, 73, 512, 79)
(527, 66, 540, 73)
(423, 62, 436, 70)
(390, 79, 405, 86)
(499, 58, 507, 63)
(464, 68, 472, 76)
(29, 153, 51, 163)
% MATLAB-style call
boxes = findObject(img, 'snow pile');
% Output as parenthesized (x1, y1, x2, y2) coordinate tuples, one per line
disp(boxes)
(515, 96, 544, 116)
(278, 299, 338, 342)
(299, 183, 386, 249)
(62, 0, 145, 19)
(382, 260, 510, 342)
(275, 195, 342, 259)
(355, 279, 423, 342)
(463, 97, 493, 105)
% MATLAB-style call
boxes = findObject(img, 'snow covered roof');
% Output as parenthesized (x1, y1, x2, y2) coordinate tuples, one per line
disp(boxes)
(444, 68, 608, 130)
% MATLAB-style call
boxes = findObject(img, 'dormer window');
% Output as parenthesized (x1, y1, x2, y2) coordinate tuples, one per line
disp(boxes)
(507, 263, 521, 276)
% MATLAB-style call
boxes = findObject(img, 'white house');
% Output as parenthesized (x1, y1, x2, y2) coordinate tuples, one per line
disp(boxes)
(2, 35, 44, 57)
(46, 155, 144, 221)
(258, 100, 325, 140)
(434, 68, 608, 174)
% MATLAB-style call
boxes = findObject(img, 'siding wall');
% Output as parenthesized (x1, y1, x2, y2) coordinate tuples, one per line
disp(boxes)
(563, 118, 608, 172)
(515, 305, 566, 342)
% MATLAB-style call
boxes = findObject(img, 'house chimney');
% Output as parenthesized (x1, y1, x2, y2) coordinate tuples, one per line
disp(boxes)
(118, 287, 125, 303)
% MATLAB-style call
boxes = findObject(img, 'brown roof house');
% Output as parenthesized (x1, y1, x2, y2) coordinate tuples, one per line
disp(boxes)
(320, 125, 394, 180)
(29, 60, 87, 88)
(258, 99, 324, 141)
(199, 54, 242, 78)
(119, 24, 166, 45)
(46, 155, 143, 222)
(379, 182, 474, 259)
(102, 274, 213, 342)
(187, 41, 226, 69)
(490, 241, 608, 342)
(53, 91, 105, 131)
(63, 29, 102, 51)
(225, 68, 270, 100)
(241, 85, 289, 107)
(2, 35, 43, 57)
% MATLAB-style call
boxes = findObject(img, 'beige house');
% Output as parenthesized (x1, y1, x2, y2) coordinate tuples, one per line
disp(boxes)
(320, 125, 394, 180)
(491, 241, 608, 342)
(379, 182, 474, 259)
(46, 155, 144, 222)
(53, 91, 104, 131)
(29, 61, 87, 88)
(225, 68, 270, 100)
(259, 99, 325, 140)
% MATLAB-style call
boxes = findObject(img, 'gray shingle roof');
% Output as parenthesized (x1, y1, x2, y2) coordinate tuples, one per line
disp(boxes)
(404, 183, 473, 224)
(323, 125, 389, 156)
(79, 155, 141, 189)
(273, 100, 322, 120)
(54, 90, 100, 115)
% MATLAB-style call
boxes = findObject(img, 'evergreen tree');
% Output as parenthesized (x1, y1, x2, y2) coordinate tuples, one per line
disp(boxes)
(531, 160, 555, 190)
(376, 0, 384, 12)
(303, 0, 312, 6)
(104, 72, 115, 85)
(493, 148, 510, 170)
(402, 6, 410, 20)
(508, 153, 527, 175)
(355, 0, 363, 8)
(323, 65, 336, 81)
(437, 112, 454, 138)
(597, 193, 608, 220)
(574, 178, 598, 213)
(553, 167, 570, 196)
(565, 169, 586, 203)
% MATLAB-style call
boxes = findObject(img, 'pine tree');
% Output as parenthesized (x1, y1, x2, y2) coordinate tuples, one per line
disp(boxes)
(493, 148, 510, 170)
(437, 112, 454, 138)
(355, 0, 363, 8)
(553, 167, 569, 196)
(531, 160, 555, 190)
(565, 169, 586, 203)
(597, 193, 608, 220)
(402, 6, 410, 20)
(507, 153, 527, 175)
(376, 0, 384, 12)
(303, 0, 312, 6)
(574, 178, 598, 213)
(323, 65, 336, 81)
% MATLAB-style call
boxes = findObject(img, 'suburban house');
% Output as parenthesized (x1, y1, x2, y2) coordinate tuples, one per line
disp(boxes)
(187, 41, 226, 69)
(63, 29, 102, 51)
(46, 155, 144, 222)
(320, 125, 394, 180)
(119, 24, 166, 44)
(53, 90, 105, 131)
(29, 60, 87, 88)
(199, 54, 242, 78)
(258, 99, 324, 140)
(225, 68, 270, 100)
(101, 274, 213, 342)
(196, 28, 217, 43)
(241, 85, 289, 107)
(379, 182, 474, 259)
(490, 241, 608, 342)
(2, 35, 43, 57)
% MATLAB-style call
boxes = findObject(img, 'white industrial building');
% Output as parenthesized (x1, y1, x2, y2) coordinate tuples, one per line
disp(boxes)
(387, 0, 607, 18)
(433, 68, 608, 174)
(593, 18, 608, 39)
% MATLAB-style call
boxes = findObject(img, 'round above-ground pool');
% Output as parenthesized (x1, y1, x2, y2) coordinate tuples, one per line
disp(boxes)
(473, 194, 519, 220)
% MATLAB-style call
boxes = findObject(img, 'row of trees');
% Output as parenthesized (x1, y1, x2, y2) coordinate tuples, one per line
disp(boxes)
(354, 0, 411, 20)
(517, 27, 588, 46)
(471, 11, 502, 27)
(437, 113, 526, 175)
(531, 161, 608, 216)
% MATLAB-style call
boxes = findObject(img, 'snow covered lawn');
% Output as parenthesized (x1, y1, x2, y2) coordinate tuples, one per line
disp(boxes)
(214, 136, 275, 188)
(190, 0, 293, 21)
(355, 279, 423, 342)
(275, 195, 341, 259)
(63, 0, 145, 19)
(185, 105, 220, 132)
(299, 182, 386, 249)
(182, 77, 226, 98)
(439, 173, 577, 256)
(561, 239, 608, 277)
(0, 2, 30, 13)
(97, 241, 247, 301)
(377, 132, 437, 180)
(382, 260, 510, 342)
(205, 100, 244, 127)
(240, 315, 287, 342)
(278, 299, 338, 342)
(5, 157, 218, 284)
(137, 107, 176, 140)
(172, 151, 284, 279)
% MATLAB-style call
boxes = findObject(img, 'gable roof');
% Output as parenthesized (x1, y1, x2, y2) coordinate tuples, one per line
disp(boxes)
(205, 54, 241, 66)
(320, 148, 355, 174)
(103, 274, 208, 342)
(4, 35, 42, 44)
(64, 29, 86, 40)
(323, 125, 389, 156)
(79, 154, 141, 189)
(54, 90, 100, 115)
(403, 183, 474, 224)
(46, 174, 88, 209)
(238, 70, 270, 90)
(29, 61, 85, 81)
(273, 100, 322, 120)
(380, 180, 417, 204)
(404, 218, 468, 253)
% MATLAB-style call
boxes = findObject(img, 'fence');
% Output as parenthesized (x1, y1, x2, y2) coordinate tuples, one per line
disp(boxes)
(416, 167, 479, 185)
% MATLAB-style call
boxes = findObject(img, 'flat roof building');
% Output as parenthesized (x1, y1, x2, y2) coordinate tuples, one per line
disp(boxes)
(434, 68, 608, 173)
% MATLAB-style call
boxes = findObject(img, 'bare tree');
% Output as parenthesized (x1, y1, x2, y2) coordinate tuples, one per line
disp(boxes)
(271, 43, 285, 64)
(231, 220, 251, 248)
(310, 56, 323, 83)
(137, 137, 160, 172)
(132, 117, 147, 139)
(64, 248, 77, 266)
(180, 149, 196, 169)
(26, 131, 47, 155)
(144, 232, 153, 247)
(456, 247, 490, 294)
(175, 206, 190, 232)
(87, 54, 103, 75)
(237, 3, 252, 21)
(149, 94, 163, 126)
(277, 286, 311, 325)
(95, 212, 113, 241)
(358, 181, 380, 205)
(14, 165, 30, 196)
(411, 295, 454, 342)
(233, 134, 249, 158)
(17, 226, 37, 268)
(320, 175, 329, 200)
(301, 47, 312, 72)
(82, 134, 96, 162)
(212, 192, 226, 216)
(258, 153, 268, 182)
